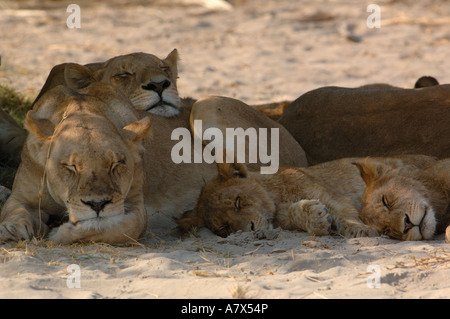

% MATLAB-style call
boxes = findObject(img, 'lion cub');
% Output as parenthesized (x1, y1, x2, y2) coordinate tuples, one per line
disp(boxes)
(356, 158, 450, 242)
(176, 155, 436, 238)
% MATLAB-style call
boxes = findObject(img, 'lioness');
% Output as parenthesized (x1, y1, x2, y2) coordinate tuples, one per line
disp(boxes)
(356, 158, 450, 242)
(175, 154, 436, 238)
(0, 83, 151, 244)
(279, 84, 450, 165)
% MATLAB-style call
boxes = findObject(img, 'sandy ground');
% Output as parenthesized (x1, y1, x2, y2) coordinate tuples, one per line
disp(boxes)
(0, 0, 449, 299)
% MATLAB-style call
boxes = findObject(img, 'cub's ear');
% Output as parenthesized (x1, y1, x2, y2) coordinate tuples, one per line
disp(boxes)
(122, 117, 152, 144)
(64, 63, 96, 89)
(214, 148, 248, 180)
(217, 161, 248, 180)
(173, 209, 204, 232)
(353, 159, 384, 185)
(24, 111, 55, 141)
(163, 48, 179, 79)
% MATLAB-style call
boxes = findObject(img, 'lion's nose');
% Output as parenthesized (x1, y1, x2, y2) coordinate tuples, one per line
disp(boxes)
(81, 199, 112, 216)
(142, 80, 171, 95)
(403, 214, 415, 233)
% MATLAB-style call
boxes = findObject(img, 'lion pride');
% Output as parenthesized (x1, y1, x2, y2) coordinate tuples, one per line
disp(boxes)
(0, 51, 307, 243)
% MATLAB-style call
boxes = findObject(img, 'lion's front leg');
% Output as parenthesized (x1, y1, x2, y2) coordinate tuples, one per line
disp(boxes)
(277, 199, 332, 235)
(0, 198, 49, 242)
(48, 208, 147, 245)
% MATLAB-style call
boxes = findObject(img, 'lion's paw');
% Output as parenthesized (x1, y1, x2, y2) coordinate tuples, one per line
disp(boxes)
(291, 199, 332, 236)
(48, 223, 77, 244)
(0, 221, 35, 242)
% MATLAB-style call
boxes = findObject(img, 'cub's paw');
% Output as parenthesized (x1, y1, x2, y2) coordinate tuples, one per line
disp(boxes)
(291, 199, 332, 236)
(340, 222, 378, 238)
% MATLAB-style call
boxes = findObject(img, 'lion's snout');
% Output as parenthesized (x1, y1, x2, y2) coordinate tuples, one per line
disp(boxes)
(81, 198, 112, 215)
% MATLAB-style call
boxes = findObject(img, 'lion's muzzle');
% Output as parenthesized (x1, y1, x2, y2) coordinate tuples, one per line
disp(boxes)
(81, 198, 112, 215)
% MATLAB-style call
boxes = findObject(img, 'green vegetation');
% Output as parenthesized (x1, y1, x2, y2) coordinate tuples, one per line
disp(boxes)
(0, 83, 32, 126)
(0, 84, 32, 191)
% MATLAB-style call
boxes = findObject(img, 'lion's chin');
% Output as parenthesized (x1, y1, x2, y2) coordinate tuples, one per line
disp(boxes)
(75, 214, 125, 231)
(146, 102, 180, 118)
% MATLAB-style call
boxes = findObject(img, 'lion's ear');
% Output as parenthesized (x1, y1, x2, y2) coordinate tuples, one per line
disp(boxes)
(64, 63, 96, 89)
(122, 117, 152, 144)
(174, 209, 205, 232)
(163, 49, 179, 78)
(353, 160, 384, 185)
(32, 63, 69, 106)
(24, 111, 55, 141)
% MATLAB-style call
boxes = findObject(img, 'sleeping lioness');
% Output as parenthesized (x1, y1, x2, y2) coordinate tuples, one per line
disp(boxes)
(356, 158, 450, 242)
(175, 154, 436, 238)
(0, 83, 151, 244)
(279, 84, 450, 165)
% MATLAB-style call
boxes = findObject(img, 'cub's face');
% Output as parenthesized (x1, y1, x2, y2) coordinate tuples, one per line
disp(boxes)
(175, 162, 276, 237)
(357, 164, 437, 241)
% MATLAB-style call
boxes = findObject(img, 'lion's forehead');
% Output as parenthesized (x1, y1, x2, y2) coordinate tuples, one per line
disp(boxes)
(52, 141, 128, 167)
(106, 54, 164, 73)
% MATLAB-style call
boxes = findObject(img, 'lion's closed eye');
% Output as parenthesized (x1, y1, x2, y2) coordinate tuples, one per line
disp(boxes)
(110, 159, 126, 172)
(234, 195, 241, 211)
(62, 163, 78, 175)
(382, 195, 392, 210)
(113, 72, 133, 79)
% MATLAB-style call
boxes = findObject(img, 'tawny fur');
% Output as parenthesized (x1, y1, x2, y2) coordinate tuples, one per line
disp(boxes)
(176, 155, 437, 238)
(279, 84, 450, 165)
(0, 51, 307, 243)
(357, 158, 450, 241)
(0, 83, 150, 244)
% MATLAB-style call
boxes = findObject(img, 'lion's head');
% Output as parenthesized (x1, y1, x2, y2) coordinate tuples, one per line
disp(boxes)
(175, 161, 275, 237)
(355, 161, 437, 241)
(25, 99, 151, 233)
(36, 50, 181, 118)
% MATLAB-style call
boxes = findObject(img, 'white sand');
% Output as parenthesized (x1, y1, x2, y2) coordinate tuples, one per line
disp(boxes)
(0, 0, 449, 299)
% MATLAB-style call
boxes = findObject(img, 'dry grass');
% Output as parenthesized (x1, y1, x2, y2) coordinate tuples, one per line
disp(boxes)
(0, 236, 150, 265)
(388, 248, 450, 271)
